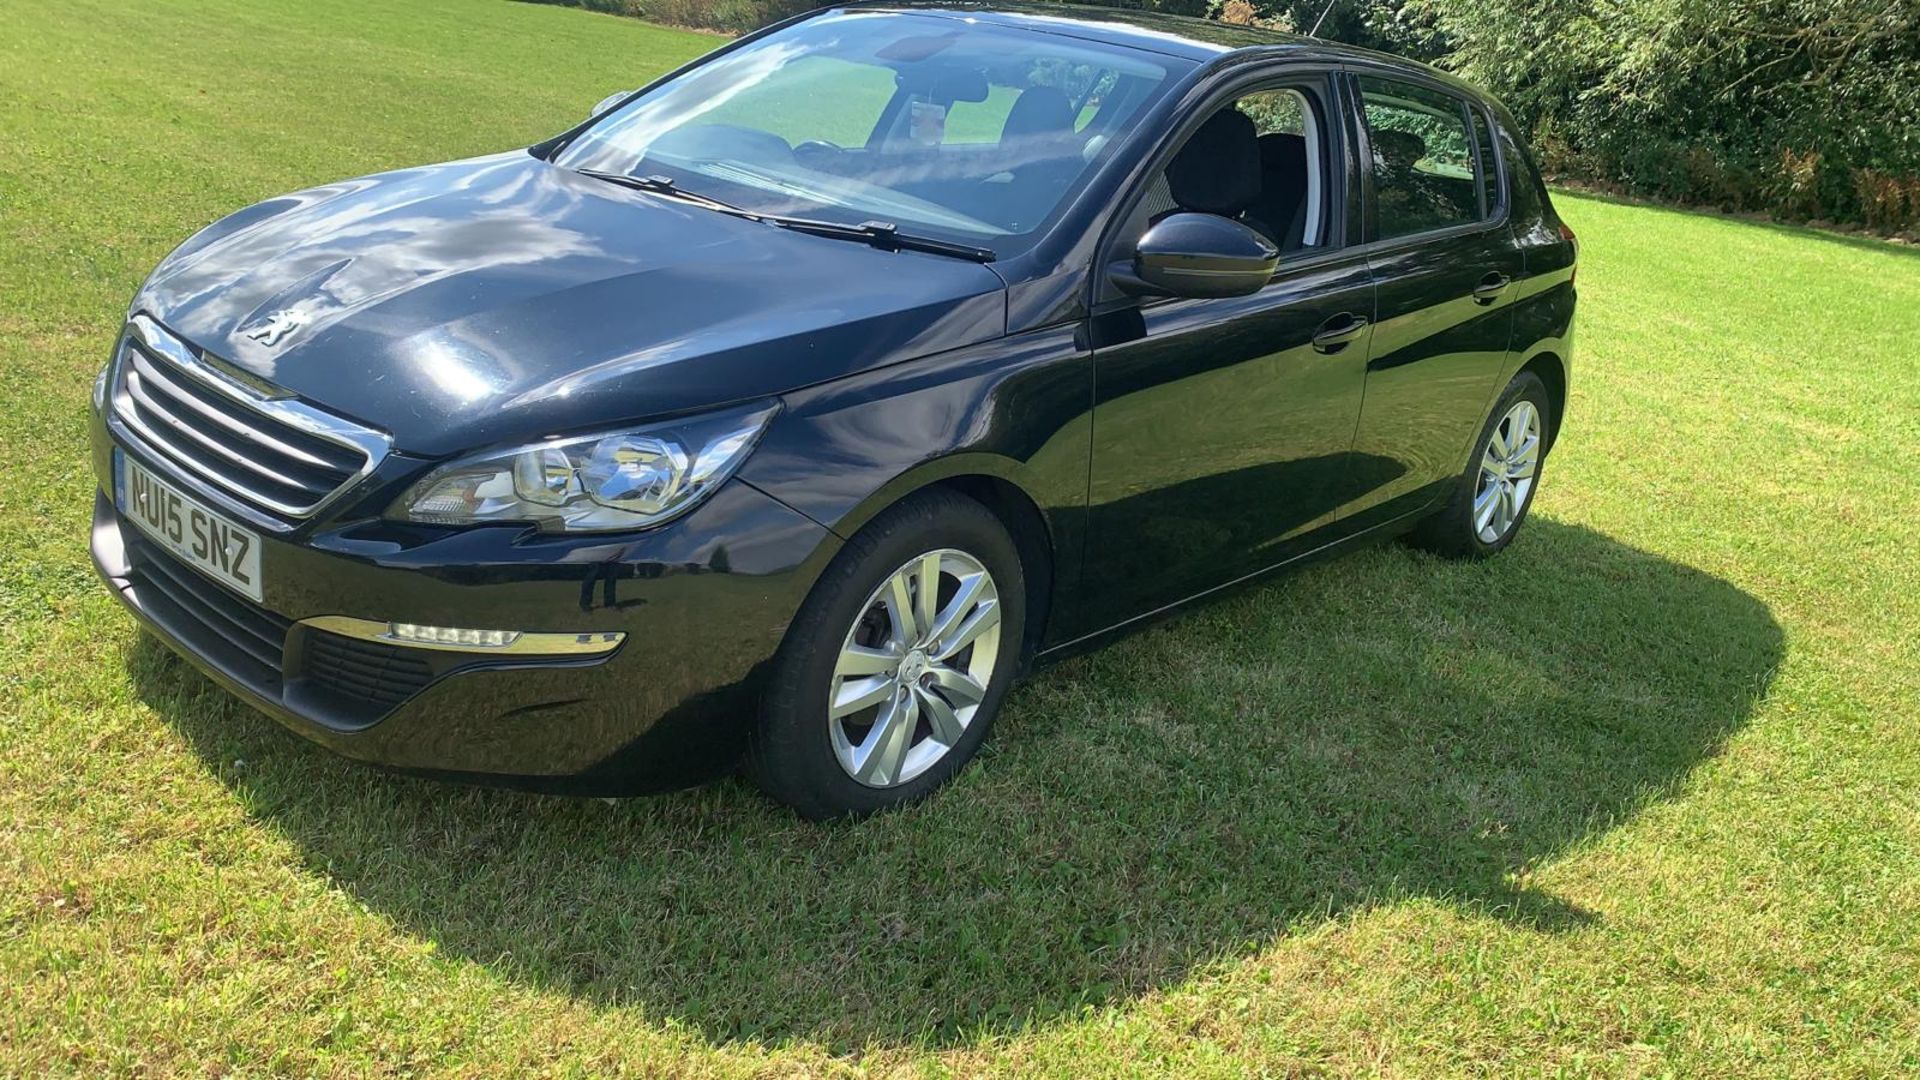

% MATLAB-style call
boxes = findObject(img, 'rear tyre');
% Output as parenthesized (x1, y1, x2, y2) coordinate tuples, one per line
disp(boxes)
(1406, 371, 1551, 560)
(745, 488, 1025, 820)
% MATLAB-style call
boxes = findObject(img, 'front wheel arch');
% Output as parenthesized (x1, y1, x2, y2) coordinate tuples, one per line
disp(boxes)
(828, 459, 1056, 668)
(928, 475, 1053, 669)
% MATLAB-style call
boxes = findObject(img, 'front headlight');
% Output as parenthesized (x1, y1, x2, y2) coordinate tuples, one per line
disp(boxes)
(390, 401, 779, 532)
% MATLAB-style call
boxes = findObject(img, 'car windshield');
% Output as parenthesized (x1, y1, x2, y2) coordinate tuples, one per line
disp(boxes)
(554, 11, 1189, 257)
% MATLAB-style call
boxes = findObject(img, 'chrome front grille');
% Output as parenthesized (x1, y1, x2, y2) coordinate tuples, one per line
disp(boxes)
(110, 315, 389, 520)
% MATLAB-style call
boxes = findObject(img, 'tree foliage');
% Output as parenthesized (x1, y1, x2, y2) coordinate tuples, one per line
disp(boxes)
(1419, 0, 1920, 228)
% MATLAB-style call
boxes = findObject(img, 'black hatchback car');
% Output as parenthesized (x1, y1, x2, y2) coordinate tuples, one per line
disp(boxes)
(90, 2, 1576, 818)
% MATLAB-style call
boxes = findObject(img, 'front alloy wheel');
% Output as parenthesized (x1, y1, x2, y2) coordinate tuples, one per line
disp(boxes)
(746, 488, 1025, 819)
(829, 549, 1002, 788)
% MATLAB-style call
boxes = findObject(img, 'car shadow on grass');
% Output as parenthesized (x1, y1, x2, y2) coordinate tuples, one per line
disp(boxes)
(133, 518, 1782, 1050)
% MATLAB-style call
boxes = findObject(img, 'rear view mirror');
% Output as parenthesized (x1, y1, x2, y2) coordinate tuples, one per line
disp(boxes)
(590, 90, 634, 119)
(1115, 212, 1279, 299)
(892, 65, 990, 104)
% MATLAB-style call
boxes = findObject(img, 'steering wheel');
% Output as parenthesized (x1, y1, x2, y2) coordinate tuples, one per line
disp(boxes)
(792, 139, 847, 169)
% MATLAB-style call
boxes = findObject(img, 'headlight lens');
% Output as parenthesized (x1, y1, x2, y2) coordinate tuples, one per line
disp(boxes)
(391, 401, 778, 532)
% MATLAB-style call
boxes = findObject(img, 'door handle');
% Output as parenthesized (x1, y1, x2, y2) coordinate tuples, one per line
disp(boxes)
(1472, 272, 1512, 305)
(1311, 313, 1370, 353)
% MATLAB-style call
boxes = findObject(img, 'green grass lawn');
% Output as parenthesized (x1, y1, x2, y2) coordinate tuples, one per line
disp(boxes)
(4, 0, 1920, 1074)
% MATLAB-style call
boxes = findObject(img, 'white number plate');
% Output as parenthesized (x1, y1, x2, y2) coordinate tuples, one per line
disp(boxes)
(116, 452, 264, 602)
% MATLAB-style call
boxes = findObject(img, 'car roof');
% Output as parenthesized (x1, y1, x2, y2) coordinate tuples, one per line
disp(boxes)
(834, 1, 1455, 77)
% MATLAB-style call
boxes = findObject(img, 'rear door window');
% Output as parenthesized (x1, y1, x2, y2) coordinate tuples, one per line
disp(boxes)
(1356, 76, 1484, 241)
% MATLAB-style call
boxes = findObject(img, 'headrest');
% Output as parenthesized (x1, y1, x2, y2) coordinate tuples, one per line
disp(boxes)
(1167, 108, 1260, 216)
(1372, 129, 1426, 168)
(1001, 86, 1076, 143)
(1258, 131, 1308, 174)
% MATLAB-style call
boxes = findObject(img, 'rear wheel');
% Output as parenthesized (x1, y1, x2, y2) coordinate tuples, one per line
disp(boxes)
(745, 488, 1025, 819)
(1407, 371, 1551, 559)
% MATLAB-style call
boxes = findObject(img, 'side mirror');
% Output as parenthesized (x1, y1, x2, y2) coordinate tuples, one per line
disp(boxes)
(590, 90, 634, 119)
(1114, 212, 1279, 299)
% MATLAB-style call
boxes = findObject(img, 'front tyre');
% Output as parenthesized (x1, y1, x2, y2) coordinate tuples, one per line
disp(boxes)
(1407, 371, 1551, 559)
(746, 488, 1025, 820)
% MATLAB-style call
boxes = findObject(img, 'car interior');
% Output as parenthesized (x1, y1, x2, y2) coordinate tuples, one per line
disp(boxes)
(1356, 79, 1486, 239)
(633, 56, 1326, 256)
(828, 68, 1169, 234)
(1368, 127, 1478, 235)
(1112, 88, 1326, 263)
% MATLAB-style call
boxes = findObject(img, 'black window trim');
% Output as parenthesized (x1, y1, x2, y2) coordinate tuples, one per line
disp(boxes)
(1468, 101, 1511, 222)
(1469, 105, 1490, 220)
(1339, 64, 1512, 256)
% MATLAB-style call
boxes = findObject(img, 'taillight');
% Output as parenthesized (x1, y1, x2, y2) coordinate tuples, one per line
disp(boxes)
(1559, 220, 1578, 284)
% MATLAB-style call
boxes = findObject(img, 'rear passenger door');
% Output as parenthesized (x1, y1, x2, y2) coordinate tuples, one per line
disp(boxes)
(1339, 72, 1526, 529)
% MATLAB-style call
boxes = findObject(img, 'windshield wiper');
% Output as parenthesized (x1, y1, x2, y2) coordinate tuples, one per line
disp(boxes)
(760, 216, 997, 263)
(576, 169, 996, 263)
(576, 169, 755, 218)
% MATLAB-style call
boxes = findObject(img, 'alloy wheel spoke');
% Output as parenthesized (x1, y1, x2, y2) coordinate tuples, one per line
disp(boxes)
(835, 643, 898, 679)
(1473, 480, 1501, 532)
(913, 553, 941, 644)
(918, 686, 966, 745)
(854, 691, 919, 785)
(933, 598, 1001, 661)
(1508, 434, 1539, 478)
(927, 663, 987, 707)
(885, 570, 920, 645)
(1509, 430, 1538, 467)
(924, 571, 988, 652)
(1513, 403, 1537, 442)
(831, 674, 896, 719)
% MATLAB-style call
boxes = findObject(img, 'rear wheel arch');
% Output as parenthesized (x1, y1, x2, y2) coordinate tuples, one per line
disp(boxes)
(1518, 351, 1567, 450)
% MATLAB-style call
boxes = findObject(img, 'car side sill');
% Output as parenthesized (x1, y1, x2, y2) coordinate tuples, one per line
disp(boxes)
(1035, 503, 1435, 663)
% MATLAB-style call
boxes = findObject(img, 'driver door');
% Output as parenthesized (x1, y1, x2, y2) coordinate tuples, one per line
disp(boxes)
(1073, 76, 1380, 635)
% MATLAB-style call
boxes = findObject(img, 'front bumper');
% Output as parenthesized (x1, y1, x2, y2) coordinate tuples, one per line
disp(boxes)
(90, 420, 839, 793)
